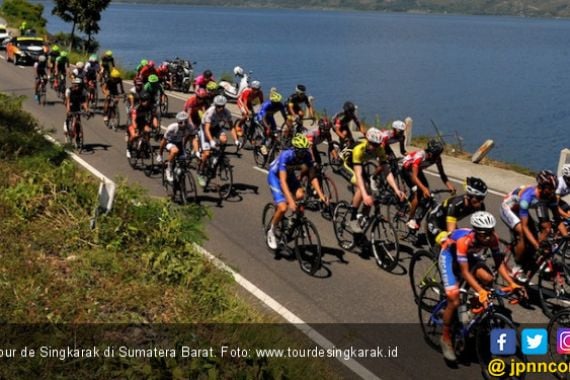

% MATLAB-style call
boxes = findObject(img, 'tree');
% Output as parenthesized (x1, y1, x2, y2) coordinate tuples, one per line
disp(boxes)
(52, 0, 111, 51)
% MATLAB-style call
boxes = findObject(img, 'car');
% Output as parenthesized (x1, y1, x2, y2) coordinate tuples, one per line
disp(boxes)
(6, 36, 45, 65)
(0, 24, 10, 50)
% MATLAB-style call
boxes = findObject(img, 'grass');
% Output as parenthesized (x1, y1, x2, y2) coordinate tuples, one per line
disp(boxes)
(0, 92, 342, 379)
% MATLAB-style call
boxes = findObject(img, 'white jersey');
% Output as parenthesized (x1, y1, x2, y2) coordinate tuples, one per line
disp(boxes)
(556, 176, 570, 197)
(164, 123, 188, 145)
(201, 106, 233, 130)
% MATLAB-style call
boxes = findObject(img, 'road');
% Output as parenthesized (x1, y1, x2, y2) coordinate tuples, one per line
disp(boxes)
(0, 55, 550, 379)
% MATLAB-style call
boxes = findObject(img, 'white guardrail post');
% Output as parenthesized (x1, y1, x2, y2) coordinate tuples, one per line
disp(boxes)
(557, 148, 570, 175)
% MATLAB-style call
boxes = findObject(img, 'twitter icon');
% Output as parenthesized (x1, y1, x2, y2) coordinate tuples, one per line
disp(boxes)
(522, 328, 548, 355)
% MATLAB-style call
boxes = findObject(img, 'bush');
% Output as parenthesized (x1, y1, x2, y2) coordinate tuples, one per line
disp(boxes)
(0, 0, 47, 34)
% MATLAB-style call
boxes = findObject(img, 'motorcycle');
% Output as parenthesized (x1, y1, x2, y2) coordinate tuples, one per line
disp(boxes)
(218, 69, 251, 102)
(166, 58, 195, 93)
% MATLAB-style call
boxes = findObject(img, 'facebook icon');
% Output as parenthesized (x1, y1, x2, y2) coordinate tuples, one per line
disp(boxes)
(491, 329, 516, 355)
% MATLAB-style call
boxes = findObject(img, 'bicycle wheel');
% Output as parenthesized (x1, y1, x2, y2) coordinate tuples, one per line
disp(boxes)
(548, 308, 570, 380)
(261, 203, 278, 252)
(162, 163, 175, 200)
(538, 261, 570, 318)
(410, 250, 441, 303)
(216, 159, 234, 200)
(321, 174, 339, 204)
(75, 123, 83, 152)
(40, 88, 46, 106)
(180, 170, 198, 204)
(327, 141, 342, 173)
(475, 312, 526, 380)
(332, 200, 356, 250)
(418, 282, 446, 351)
(253, 145, 267, 168)
(294, 219, 322, 275)
(371, 217, 400, 272)
(386, 201, 411, 240)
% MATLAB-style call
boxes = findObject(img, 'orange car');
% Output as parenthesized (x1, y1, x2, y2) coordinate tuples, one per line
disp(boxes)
(6, 36, 45, 65)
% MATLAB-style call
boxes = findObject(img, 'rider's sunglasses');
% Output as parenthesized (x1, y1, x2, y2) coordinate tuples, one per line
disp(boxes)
(469, 195, 485, 202)
(475, 231, 493, 241)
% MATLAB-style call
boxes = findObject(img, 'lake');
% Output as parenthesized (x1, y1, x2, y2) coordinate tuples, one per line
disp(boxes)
(38, 2, 570, 171)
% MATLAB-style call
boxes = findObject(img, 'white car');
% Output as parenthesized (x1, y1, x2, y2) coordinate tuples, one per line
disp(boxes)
(0, 24, 10, 50)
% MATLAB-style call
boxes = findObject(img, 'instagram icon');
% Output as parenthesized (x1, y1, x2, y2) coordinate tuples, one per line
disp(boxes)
(557, 329, 570, 354)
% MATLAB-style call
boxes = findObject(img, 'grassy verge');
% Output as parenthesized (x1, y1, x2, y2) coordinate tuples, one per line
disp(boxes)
(0, 93, 342, 378)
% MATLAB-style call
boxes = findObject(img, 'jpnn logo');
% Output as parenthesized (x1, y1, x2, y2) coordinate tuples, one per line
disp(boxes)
(491, 329, 516, 355)
(521, 328, 547, 355)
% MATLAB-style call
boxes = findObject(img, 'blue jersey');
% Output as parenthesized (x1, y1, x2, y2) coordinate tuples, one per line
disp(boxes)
(269, 148, 313, 176)
(503, 185, 557, 218)
(256, 100, 286, 123)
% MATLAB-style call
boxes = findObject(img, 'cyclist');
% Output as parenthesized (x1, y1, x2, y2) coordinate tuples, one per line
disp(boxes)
(127, 78, 145, 121)
(256, 91, 288, 154)
(426, 177, 488, 247)
(157, 112, 191, 183)
(305, 116, 334, 166)
(500, 170, 567, 276)
(127, 91, 156, 157)
(135, 59, 148, 77)
(99, 50, 115, 83)
(139, 60, 157, 84)
(197, 95, 234, 187)
(205, 81, 220, 105)
(266, 134, 328, 249)
(343, 128, 406, 233)
(102, 68, 125, 124)
(71, 61, 86, 86)
(194, 69, 215, 89)
(84, 54, 100, 87)
(144, 74, 164, 110)
(47, 45, 60, 82)
(64, 78, 90, 138)
(33, 55, 48, 101)
(236, 80, 264, 135)
(333, 101, 364, 149)
(156, 61, 171, 89)
(382, 119, 408, 158)
(438, 212, 524, 362)
(557, 164, 570, 219)
(287, 84, 314, 119)
(401, 139, 456, 232)
(183, 88, 209, 157)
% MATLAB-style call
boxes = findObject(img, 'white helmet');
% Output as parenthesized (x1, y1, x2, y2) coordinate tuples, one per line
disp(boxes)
(213, 95, 227, 107)
(365, 128, 382, 144)
(470, 211, 496, 232)
(38, 55, 46, 62)
(562, 164, 570, 178)
(392, 120, 406, 131)
(176, 111, 189, 122)
(76, 61, 84, 69)
(233, 66, 244, 76)
(250, 80, 261, 89)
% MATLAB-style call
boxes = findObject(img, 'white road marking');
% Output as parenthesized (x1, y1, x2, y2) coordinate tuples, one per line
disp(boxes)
(0, 54, 5, 60)
(17, 65, 25, 69)
(253, 166, 269, 175)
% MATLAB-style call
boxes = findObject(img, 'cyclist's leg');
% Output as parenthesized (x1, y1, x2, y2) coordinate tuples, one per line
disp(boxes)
(414, 170, 431, 221)
(438, 248, 460, 360)
(500, 203, 525, 261)
(268, 172, 288, 228)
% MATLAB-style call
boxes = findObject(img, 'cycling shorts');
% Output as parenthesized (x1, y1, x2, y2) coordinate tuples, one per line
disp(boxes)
(199, 127, 226, 151)
(439, 248, 485, 296)
(268, 171, 301, 205)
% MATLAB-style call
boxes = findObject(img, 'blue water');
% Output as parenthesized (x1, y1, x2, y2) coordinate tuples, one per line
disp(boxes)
(37, 2, 570, 170)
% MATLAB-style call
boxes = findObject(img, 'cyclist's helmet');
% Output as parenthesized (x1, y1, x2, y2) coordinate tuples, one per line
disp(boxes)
(318, 117, 332, 132)
(195, 88, 208, 99)
(536, 169, 558, 190)
(343, 101, 356, 114)
(204, 69, 213, 78)
(465, 177, 488, 197)
(176, 111, 189, 123)
(233, 66, 244, 76)
(296, 84, 306, 93)
(60, 51, 68, 57)
(365, 128, 383, 145)
(562, 164, 570, 186)
(51, 45, 59, 52)
(392, 120, 406, 131)
(140, 59, 148, 66)
(76, 61, 84, 69)
(148, 74, 159, 83)
(213, 95, 227, 107)
(72, 77, 82, 85)
(426, 139, 444, 156)
(38, 55, 46, 62)
(291, 134, 310, 150)
(270, 91, 282, 103)
(470, 211, 496, 232)
(206, 81, 218, 91)
(105, 50, 113, 57)
(110, 69, 121, 78)
(148, 60, 155, 67)
(89, 54, 97, 62)
(251, 80, 261, 90)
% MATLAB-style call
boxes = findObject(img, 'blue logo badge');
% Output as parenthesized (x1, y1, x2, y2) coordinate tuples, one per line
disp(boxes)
(491, 329, 516, 355)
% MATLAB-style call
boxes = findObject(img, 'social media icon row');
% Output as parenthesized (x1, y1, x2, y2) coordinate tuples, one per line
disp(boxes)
(489, 328, 570, 355)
